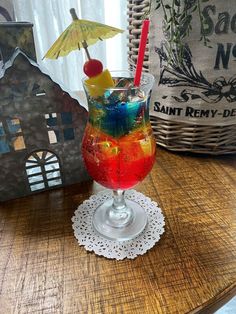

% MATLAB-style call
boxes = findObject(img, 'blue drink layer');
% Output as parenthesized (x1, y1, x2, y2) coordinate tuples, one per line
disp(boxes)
(87, 92, 149, 138)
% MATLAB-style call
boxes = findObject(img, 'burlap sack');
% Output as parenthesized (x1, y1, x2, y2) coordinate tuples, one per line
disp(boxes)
(149, 0, 236, 126)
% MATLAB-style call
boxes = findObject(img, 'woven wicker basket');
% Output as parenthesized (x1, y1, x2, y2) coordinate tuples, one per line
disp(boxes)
(127, 0, 236, 154)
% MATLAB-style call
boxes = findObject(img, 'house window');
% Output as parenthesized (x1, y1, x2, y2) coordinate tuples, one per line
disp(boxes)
(0, 118, 26, 154)
(45, 112, 75, 144)
(25, 150, 62, 192)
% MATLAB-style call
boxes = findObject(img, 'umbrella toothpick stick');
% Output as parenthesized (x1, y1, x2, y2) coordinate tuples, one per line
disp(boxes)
(82, 41, 91, 60)
(70, 8, 91, 60)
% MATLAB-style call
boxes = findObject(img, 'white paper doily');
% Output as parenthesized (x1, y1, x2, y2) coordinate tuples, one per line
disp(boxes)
(72, 189, 165, 260)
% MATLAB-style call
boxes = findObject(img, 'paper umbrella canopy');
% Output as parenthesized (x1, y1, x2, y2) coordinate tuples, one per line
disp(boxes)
(44, 8, 124, 60)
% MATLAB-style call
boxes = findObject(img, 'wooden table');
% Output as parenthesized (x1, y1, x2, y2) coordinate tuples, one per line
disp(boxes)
(0, 147, 235, 314)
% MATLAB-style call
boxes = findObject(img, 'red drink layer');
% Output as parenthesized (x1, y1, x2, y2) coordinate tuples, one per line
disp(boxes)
(82, 123, 156, 189)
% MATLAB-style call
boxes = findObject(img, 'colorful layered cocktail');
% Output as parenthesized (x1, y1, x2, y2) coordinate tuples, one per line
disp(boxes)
(82, 71, 156, 241)
(82, 75, 156, 189)
(42, 7, 154, 241)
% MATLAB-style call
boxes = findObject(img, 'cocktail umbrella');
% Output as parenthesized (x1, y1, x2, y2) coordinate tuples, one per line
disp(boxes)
(43, 8, 124, 60)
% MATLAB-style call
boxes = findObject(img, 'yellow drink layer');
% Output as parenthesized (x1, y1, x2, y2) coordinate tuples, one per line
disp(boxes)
(85, 69, 115, 97)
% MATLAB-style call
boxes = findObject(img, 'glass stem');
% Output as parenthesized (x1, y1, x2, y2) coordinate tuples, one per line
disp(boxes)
(113, 189, 126, 210)
(106, 190, 133, 228)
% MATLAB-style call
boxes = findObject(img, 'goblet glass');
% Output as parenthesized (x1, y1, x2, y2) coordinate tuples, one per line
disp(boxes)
(82, 71, 155, 241)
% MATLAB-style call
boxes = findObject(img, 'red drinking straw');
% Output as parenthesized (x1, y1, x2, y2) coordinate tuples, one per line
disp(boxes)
(134, 19, 150, 87)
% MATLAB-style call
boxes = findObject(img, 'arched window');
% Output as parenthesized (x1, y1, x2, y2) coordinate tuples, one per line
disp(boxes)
(25, 150, 62, 192)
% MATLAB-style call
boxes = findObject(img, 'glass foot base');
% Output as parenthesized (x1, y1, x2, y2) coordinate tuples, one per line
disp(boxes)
(93, 199, 148, 241)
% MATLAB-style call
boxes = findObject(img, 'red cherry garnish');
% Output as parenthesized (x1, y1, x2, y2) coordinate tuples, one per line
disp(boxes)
(83, 59, 103, 77)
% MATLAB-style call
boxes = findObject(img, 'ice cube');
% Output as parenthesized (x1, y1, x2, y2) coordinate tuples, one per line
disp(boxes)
(107, 78, 134, 104)
(115, 77, 133, 88)
(128, 89, 145, 102)
(106, 77, 145, 104)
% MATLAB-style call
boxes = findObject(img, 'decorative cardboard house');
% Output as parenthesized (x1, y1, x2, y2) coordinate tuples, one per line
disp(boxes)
(0, 47, 89, 202)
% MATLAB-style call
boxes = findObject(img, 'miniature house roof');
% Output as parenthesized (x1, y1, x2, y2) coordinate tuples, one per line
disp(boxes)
(0, 47, 86, 108)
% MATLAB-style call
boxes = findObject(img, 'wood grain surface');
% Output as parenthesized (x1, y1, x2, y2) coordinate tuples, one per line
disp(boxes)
(0, 147, 235, 314)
